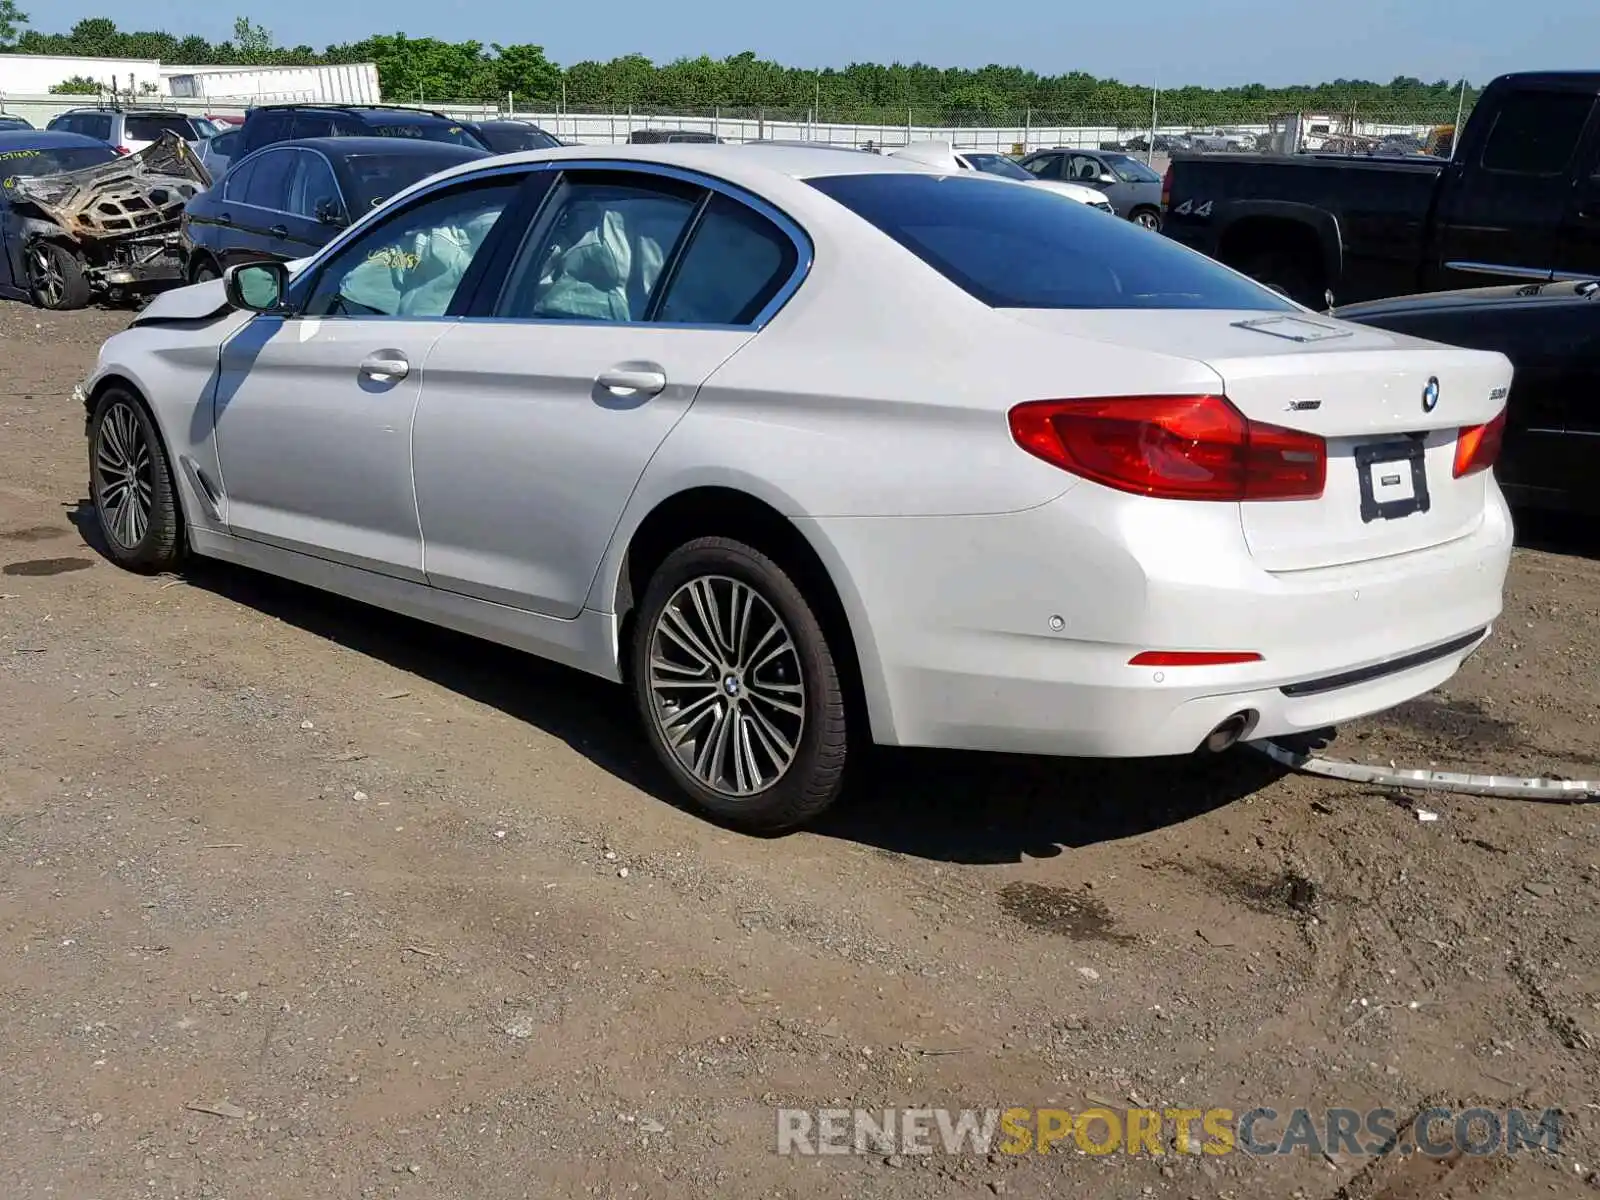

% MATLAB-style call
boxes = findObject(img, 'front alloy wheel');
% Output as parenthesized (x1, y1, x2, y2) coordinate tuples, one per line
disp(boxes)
(95, 400, 153, 550)
(28, 245, 66, 307)
(89, 389, 183, 573)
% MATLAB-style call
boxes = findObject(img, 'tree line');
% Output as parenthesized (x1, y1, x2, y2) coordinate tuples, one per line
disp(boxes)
(0, 12, 1477, 126)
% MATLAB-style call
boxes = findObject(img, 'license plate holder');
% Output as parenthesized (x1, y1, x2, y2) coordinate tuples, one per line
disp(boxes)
(1355, 439, 1430, 523)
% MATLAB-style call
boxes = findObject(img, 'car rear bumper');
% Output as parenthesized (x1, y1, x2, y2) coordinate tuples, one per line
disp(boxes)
(805, 481, 1513, 757)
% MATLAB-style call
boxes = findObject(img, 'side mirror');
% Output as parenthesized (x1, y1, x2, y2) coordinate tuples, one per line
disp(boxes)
(1099, 171, 1118, 185)
(224, 261, 289, 313)
(315, 198, 346, 227)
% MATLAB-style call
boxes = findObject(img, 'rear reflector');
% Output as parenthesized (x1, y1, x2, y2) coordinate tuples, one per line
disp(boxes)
(1130, 650, 1263, 666)
(1453, 407, 1506, 478)
(1009, 394, 1326, 501)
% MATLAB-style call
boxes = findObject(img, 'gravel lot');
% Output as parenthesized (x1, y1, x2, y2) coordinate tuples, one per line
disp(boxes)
(2, 302, 1598, 1200)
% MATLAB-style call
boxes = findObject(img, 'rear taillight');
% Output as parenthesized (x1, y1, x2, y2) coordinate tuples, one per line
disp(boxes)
(1161, 164, 1172, 209)
(1008, 394, 1326, 502)
(1453, 408, 1505, 478)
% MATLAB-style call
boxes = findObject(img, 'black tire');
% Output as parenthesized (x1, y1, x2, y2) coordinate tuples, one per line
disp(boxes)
(88, 387, 184, 573)
(27, 241, 93, 311)
(1130, 206, 1162, 231)
(630, 536, 850, 833)
(189, 255, 220, 284)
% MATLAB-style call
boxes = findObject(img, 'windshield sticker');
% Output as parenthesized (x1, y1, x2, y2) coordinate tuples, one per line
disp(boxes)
(0, 149, 42, 161)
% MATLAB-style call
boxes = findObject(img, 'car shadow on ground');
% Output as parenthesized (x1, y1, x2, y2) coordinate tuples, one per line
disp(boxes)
(55, 523, 1286, 865)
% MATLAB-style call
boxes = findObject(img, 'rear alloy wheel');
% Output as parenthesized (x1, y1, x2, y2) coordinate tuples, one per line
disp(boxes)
(632, 537, 849, 832)
(89, 388, 183, 573)
(1132, 207, 1162, 231)
(27, 241, 92, 311)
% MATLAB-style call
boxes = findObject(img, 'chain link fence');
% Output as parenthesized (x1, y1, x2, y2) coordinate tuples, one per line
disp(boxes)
(426, 97, 1473, 158)
(1, 90, 1474, 161)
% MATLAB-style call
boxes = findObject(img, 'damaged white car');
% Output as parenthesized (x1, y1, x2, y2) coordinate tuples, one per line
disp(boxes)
(0, 130, 210, 310)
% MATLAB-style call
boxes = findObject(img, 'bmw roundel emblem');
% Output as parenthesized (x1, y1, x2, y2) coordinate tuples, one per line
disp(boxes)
(1422, 376, 1440, 413)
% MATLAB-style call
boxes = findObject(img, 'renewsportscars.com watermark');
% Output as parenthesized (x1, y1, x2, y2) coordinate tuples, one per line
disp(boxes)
(776, 1106, 1563, 1158)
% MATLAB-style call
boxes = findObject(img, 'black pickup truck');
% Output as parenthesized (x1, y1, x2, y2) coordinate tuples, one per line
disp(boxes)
(1161, 71, 1600, 307)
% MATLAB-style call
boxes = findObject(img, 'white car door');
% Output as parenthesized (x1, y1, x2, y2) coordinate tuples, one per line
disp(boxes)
(412, 167, 808, 618)
(212, 173, 527, 582)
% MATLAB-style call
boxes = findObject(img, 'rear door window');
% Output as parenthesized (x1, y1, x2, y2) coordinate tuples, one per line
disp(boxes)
(655, 192, 799, 325)
(243, 149, 296, 211)
(221, 156, 257, 201)
(289, 113, 336, 139)
(809, 172, 1294, 311)
(494, 173, 701, 322)
(1022, 154, 1063, 180)
(245, 110, 291, 152)
(287, 151, 343, 221)
(1480, 91, 1595, 176)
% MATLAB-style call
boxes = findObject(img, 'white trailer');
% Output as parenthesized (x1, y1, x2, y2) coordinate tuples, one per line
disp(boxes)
(162, 63, 381, 106)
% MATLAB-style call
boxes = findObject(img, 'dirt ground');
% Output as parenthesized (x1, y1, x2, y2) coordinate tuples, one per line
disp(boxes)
(2, 302, 1598, 1200)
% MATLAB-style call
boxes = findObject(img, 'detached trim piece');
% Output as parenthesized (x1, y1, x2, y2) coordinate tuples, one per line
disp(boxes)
(1279, 628, 1486, 697)
(1247, 739, 1599, 802)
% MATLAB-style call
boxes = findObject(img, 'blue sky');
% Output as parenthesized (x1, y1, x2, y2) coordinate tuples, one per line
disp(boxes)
(29, 0, 1599, 87)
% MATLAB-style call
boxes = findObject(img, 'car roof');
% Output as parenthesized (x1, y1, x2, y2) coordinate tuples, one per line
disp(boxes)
(56, 106, 192, 117)
(273, 106, 461, 124)
(0, 130, 113, 150)
(476, 119, 551, 131)
(412, 141, 945, 185)
(257, 136, 489, 160)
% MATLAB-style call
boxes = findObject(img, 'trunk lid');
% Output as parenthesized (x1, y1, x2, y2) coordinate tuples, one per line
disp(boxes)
(1003, 308, 1512, 571)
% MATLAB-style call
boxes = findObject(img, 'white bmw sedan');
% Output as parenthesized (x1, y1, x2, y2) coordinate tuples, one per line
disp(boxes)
(82, 143, 1513, 831)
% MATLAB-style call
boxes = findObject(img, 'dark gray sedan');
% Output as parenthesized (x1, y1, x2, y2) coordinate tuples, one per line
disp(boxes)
(1017, 148, 1164, 228)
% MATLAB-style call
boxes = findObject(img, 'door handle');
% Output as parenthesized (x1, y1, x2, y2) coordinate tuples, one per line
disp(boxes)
(359, 353, 410, 381)
(216, 213, 232, 226)
(269, 224, 288, 239)
(596, 368, 666, 396)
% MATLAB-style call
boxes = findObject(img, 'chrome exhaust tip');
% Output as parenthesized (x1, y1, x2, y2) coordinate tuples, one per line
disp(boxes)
(1201, 712, 1254, 754)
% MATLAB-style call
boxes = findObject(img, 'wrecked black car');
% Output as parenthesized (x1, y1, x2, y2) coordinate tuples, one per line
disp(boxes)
(0, 129, 210, 310)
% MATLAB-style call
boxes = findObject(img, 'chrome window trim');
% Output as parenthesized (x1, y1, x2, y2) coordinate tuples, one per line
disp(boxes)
(274, 157, 814, 332)
(475, 158, 814, 332)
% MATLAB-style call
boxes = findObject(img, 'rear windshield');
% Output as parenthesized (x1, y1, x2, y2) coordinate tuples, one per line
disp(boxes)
(366, 120, 487, 149)
(0, 145, 120, 179)
(808, 173, 1295, 311)
(126, 114, 201, 142)
(341, 151, 474, 210)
